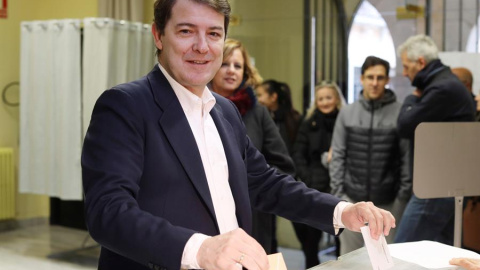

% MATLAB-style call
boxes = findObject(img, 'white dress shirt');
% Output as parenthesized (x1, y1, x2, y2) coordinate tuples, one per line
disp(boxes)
(158, 64, 349, 270)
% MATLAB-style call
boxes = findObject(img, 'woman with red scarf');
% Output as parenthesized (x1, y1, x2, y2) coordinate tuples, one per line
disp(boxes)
(210, 38, 295, 254)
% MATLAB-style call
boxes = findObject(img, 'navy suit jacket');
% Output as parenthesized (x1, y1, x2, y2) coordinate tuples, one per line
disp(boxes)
(82, 65, 341, 270)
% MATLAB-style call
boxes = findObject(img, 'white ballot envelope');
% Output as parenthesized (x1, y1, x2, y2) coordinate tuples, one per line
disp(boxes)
(361, 225, 394, 270)
(267, 253, 288, 270)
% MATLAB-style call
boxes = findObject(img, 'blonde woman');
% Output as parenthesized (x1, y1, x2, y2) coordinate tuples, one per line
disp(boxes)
(291, 81, 345, 268)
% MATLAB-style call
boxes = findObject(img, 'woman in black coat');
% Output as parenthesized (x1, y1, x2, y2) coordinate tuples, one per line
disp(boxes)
(291, 81, 345, 268)
(256, 79, 302, 155)
(210, 38, 295, 254)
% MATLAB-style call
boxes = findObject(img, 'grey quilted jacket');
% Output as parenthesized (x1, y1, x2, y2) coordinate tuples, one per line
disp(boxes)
(329, 89, 412, 204)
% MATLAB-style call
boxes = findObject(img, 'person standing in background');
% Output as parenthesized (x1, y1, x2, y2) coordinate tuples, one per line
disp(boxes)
(452, 67, 474, 94)
(330, 56, 411, 255)
(452, 67, 480, 121)
(395, 34, 475, 245)
(256, 79, 302, 155)
(291, 81, 345, 268)
(210, 38, 295, 254)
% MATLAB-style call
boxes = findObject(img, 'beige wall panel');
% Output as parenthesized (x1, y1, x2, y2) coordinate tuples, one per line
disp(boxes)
(229, 0, 304, 112)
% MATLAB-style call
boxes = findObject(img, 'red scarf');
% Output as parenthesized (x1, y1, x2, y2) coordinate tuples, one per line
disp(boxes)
(226, 88, 253, 116)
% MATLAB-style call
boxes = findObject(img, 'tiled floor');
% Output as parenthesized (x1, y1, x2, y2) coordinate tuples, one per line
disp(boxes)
(0, 225, 99, 270)
(0, 225, 337, 270)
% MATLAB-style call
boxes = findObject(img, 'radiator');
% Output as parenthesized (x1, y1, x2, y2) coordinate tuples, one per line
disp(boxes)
(0, 148, 15, 220)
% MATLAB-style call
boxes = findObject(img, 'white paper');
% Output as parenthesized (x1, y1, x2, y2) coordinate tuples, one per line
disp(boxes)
(361, 225, 394, 270)
(267, 253, 288, 270)
(388, 241, 480, 269)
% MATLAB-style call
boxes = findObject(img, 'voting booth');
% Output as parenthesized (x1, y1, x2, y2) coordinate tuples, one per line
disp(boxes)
(413, 122, 480, 247)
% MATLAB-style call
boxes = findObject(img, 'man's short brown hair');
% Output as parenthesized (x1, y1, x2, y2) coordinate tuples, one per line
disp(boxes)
(153, 0, 231, 55)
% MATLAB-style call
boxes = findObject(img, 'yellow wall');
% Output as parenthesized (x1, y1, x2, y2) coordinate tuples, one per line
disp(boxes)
(228, 0, 304, 112)
(144, 0, 155, 24)
(0, 0, 97, 221)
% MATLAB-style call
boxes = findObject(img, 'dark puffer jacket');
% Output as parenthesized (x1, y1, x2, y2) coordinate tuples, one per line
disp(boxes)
(330, 90, 411, 204)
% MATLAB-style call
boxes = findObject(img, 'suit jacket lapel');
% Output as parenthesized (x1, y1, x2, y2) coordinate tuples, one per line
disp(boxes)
(147, 66, 218, 230)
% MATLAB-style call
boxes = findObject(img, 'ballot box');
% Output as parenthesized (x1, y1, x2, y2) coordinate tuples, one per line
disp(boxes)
(310, 241, 480, 270)
(310, 247, 428, 270)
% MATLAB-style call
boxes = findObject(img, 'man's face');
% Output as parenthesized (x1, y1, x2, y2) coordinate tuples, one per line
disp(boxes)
(152, 0, 225, 96)
(360, 64, 389, 101)
(401, 51, 423, 82)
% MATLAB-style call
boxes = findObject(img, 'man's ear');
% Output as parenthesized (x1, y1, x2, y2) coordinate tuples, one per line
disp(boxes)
(418, 56, 427, 69)
(152, 23, 163, 51)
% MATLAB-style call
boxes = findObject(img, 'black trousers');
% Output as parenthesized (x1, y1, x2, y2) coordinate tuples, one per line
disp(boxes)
(292, 222, 340, 269)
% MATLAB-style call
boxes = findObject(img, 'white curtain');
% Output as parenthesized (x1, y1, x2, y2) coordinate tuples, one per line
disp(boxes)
(82, 17, 156, 136)
(19, 18, 156, 200)
(19, 19, 82, 200)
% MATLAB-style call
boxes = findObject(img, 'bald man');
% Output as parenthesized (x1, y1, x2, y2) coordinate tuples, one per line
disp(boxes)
(452, 67, 473, 93)
(452, 67, 480, 120)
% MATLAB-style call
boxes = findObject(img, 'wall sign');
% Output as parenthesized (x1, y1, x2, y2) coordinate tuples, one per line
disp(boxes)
(0, 0, 7, 19)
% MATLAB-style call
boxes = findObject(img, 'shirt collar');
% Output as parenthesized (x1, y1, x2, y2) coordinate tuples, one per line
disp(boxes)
(158, 63, 216, 115)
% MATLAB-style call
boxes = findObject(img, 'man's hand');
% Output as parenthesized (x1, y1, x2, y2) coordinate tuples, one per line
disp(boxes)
(327, 147, 333, 163)
(197, 228, 269, 270)
(341, 201, 395, 240)
(450, 257, 480, 270)
(413, 88, 422, 97)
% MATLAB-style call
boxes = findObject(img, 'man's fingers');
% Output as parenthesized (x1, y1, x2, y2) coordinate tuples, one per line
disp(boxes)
(230, 229, 267, 269)
(367, 204, 395, 239)
(450, 258, 463, 265)
(450, 257, 480, 270)
(362, 202, 382, 240)
(344, 201, 396, 239)
(382, 209, 395, 236)
(342, 201, 396, 240)
(237, 232, 268, 270)
(238, 252, 270, 270)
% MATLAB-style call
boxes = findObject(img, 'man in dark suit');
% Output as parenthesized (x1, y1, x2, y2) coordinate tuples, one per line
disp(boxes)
(81, 0, 396, 269)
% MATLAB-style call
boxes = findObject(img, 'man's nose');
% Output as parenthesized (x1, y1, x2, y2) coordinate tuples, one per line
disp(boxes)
(193, 34, 208, 54)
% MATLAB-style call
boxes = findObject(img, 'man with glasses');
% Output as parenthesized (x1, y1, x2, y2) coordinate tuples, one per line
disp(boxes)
(330, 56, 412, 255)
